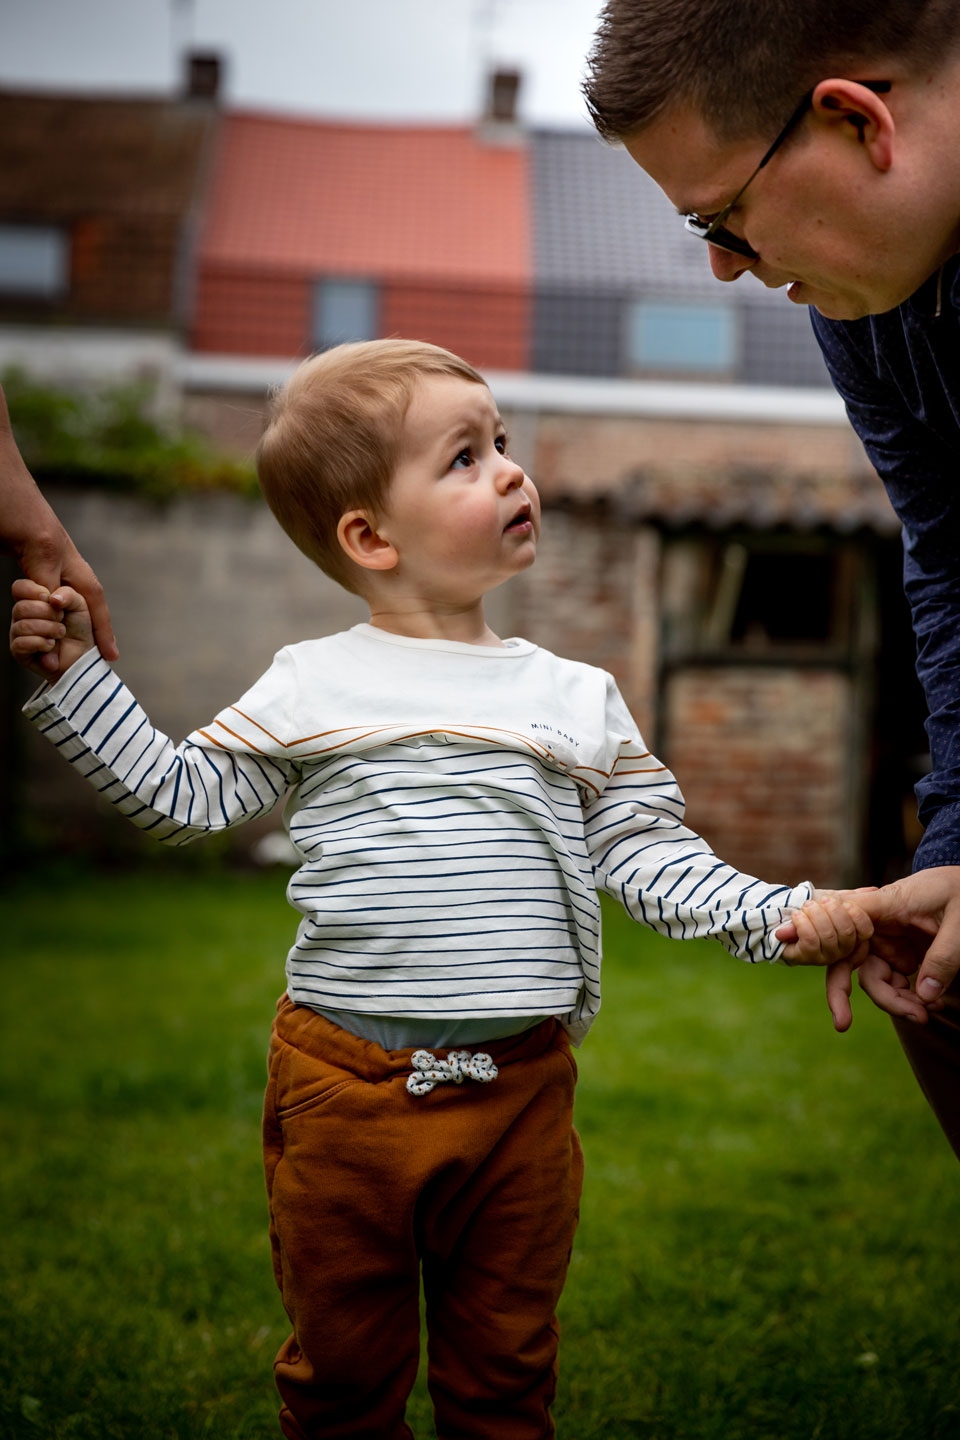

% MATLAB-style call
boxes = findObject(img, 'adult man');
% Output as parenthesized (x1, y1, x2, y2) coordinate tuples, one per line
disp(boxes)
(584, 0, 960, 1156)
(0, 382, 117, 672)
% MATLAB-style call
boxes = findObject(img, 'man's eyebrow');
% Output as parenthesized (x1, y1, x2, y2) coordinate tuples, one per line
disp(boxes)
(674, 200, 722, 220)
(676, 203, 713, 221)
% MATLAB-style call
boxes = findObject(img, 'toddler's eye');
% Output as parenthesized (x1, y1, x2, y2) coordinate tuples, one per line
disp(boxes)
(451, 448, 473, 469)
(495, 434, 508, 455)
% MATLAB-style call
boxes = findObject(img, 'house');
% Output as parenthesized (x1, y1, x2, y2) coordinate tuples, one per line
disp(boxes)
(190, 105, 829, 388)
(181, 95, 919, 886)
(194, 112, 530, 371)
(1, 73, 922, 886)
(0, 59, 221, 401)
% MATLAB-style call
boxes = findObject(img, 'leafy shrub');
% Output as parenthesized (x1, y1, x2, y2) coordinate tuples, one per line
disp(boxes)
(3, 367, 259, 499)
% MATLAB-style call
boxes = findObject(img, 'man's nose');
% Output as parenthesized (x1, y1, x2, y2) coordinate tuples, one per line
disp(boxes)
(708, 243, 755, 282)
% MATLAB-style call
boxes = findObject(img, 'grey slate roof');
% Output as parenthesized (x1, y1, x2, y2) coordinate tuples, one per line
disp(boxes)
(532, 128, 724, 297)
(530, 129, 832, 388)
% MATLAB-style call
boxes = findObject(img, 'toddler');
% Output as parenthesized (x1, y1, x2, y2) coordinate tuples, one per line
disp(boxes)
(11, 339, 870, 1440)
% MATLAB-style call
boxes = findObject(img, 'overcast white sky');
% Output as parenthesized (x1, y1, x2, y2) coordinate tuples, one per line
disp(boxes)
(0, 0, 606, 127)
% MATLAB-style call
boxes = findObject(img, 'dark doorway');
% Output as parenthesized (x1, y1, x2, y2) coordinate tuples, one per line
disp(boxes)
(866, 538, 930, 884)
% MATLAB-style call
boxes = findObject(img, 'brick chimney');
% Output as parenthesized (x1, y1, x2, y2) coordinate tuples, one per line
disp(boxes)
(184, 52, 222, 102)
(486, 68, 521, 124)
(480, 68, 523, 144)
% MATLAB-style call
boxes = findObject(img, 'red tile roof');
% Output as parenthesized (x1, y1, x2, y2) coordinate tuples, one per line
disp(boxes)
(200, 113, 530, 285)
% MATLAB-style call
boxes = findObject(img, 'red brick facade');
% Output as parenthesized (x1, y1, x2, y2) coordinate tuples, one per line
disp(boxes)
(192, 273, 531, 371)
(193, 269, 311, 358)
(380, 282, 529, 374)
(663, 667, 853, 887)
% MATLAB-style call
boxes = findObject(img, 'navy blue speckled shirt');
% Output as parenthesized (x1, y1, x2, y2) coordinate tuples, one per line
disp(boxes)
(811, 257, 960, 871)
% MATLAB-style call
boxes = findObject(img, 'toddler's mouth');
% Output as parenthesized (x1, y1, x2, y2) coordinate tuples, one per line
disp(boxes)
(504, 504, 532, 533)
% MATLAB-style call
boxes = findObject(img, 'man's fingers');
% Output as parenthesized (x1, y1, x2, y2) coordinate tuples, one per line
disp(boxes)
(826, 960, 853, 1032)
(869, 928, 930, 974)
(14, 524, 67, 593)
(915, 901, 960, 1003)
(59, 549, 118, 660)
(858, 956, 929, 1023)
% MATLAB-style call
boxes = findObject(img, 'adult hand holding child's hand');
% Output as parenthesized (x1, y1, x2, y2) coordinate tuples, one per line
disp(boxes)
(778, 889, 873, 968)
(1, 383, 117, 669)
(818, 871, 960, 1031)
(10, 579, 94, 681)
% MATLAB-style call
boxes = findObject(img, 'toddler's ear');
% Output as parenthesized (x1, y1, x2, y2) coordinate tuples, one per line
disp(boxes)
(336, 510, 398, 573)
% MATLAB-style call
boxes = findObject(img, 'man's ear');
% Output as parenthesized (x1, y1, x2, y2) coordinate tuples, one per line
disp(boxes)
(336, 509, 399, 572)
(810, 79, 894, 171)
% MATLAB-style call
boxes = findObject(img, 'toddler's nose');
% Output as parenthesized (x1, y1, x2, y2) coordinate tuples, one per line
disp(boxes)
(497, 457, 526, 491)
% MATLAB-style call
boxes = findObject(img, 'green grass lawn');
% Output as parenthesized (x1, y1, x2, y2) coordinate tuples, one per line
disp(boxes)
(1, 869, 957, 1440)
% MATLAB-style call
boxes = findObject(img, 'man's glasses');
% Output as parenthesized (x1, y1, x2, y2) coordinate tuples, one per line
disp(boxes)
(683, 80, 892, 261)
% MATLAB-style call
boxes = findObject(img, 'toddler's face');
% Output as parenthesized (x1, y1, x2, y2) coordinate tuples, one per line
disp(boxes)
(378, 375, 540, 603)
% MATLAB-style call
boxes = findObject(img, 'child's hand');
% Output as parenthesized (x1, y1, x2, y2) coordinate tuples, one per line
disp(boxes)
(10, 579, 94, 679)
(778, 889, 873, 967)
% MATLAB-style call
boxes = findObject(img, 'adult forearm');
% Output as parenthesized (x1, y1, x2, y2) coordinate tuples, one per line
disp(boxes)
(0, 381, 118, 661)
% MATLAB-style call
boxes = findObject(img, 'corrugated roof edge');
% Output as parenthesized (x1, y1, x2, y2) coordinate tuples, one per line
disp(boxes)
(180, 354, 848, 425)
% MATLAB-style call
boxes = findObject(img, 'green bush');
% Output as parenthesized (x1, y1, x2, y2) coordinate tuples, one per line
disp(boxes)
(3, 366, 259, 500)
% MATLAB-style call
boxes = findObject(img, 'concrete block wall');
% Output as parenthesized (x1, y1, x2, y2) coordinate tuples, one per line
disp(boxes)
(13, 486, 367, 855)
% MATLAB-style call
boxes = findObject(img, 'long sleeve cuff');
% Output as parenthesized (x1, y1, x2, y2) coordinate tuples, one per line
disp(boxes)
(913, 799, 960, 870)
(22, 648, 118, 767)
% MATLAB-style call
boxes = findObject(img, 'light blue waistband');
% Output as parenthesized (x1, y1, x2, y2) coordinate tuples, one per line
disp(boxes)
(307, 1007, 548, 1051)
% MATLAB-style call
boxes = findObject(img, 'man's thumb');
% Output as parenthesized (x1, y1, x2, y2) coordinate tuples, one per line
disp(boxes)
(916, 910, 960, 1001)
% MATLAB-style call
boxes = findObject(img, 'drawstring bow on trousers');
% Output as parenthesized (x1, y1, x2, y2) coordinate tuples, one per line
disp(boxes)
(406, 1048, 499, 1096)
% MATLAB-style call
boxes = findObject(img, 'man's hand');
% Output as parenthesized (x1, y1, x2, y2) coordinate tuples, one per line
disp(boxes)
(825, 954, 930, 1032)
(788, 870, 960, 1031)
(0, 381, 117, 671)
(854, 867, 960, 1006)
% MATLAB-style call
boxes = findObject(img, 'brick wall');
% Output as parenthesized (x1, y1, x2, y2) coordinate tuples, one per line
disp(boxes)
(69, 216, 183, 322)
(193, 270, 311, 358)
(662, 666, 854, 887)
(381, 283, 529, 373)
(191, 273, 530, 373)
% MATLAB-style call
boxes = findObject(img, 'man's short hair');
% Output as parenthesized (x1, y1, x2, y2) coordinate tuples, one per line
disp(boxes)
(256, 339, 486, 592)
(584, 0, 960, 141)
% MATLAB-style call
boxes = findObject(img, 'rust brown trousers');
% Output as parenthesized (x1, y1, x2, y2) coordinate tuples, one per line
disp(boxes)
(263, 997, 585, 1440)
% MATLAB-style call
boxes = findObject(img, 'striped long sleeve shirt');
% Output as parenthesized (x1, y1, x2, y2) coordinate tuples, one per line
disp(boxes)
(24, 622, 812, 1043)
